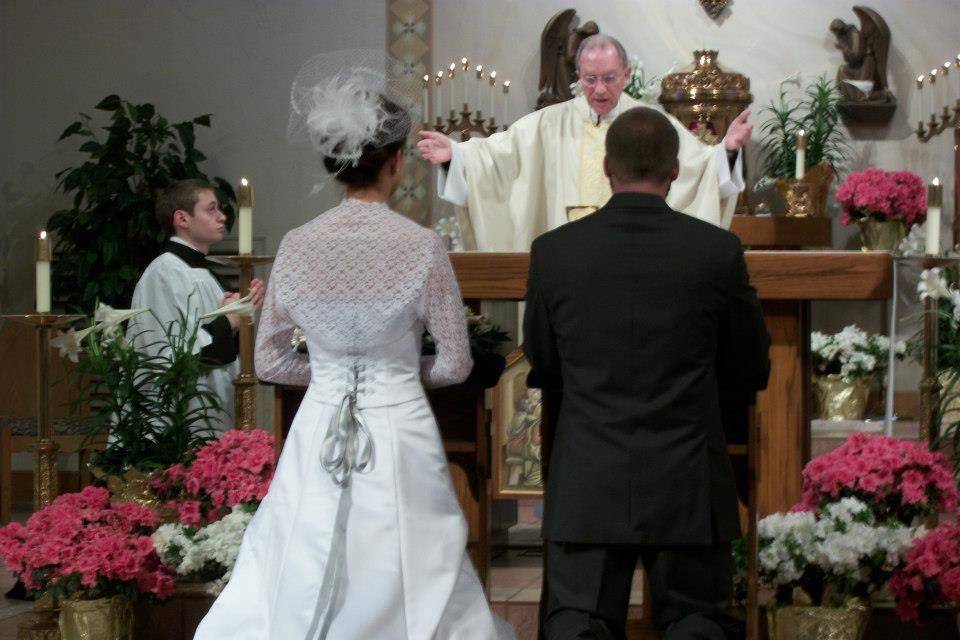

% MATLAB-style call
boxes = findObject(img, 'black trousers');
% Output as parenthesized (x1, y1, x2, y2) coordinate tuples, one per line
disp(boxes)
(543, 541, 742, 640)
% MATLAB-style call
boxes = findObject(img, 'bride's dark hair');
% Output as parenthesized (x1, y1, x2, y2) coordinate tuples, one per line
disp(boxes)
(322, 97, 411, 188)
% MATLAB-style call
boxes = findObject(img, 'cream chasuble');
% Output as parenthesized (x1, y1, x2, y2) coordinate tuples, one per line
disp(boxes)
(438, 93, 742, 252)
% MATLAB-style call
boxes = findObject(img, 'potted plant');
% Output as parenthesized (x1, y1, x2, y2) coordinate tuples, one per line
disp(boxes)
(150, 429, 275, 594)
(889, 521, 960, 623)
(737, 433, 952, 639)
(52, 303, 233, 503)
(756, 498, 920, 640)
(0, 486, 175, 640)
(758, 75, 850, 214)
(836, 169, 927, 251)
(811, 326, 904, 421)
(49, 94, 236, 312)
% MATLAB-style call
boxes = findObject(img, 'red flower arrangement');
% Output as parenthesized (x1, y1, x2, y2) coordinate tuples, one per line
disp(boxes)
(836, 168, 927, 226)
(150, 428, 275, 526)
(0, 486, 174, 599)
(799, 432, 957, 524)
(889, 522, 960, 621)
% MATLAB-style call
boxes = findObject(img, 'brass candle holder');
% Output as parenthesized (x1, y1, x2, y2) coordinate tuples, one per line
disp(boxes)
(782, 180, 813, 217)
(212, 255, 274, 430)
(433, 105, 505, 140)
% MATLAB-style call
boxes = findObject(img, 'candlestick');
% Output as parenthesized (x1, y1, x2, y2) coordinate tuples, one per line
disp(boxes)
(35, 231, 51, 313)
(488, 70, 497, 121)
(927, 177, 943, 256)
(794, 129, 807, 180)
(237, 178, 253, 255)
(435, 71, 443, 120)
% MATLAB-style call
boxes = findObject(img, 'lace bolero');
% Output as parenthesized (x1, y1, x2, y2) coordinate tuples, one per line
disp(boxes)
(254, 198, 472, 389)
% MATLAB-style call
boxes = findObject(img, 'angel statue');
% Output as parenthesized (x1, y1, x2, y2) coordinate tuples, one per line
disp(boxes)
(535, 9, 599, 110)
(829, 6, 895, 105)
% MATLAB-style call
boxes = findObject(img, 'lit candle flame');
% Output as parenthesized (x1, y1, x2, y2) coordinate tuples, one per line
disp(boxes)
(39, 230, 47, 240)
(489, 70, 497, 86)
(460, 57, 469, 71)
(933, 176, 941, 187)
(502, 80, 511, 93)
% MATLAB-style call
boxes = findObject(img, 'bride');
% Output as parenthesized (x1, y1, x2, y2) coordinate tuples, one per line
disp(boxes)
(194, 52, 507, 639)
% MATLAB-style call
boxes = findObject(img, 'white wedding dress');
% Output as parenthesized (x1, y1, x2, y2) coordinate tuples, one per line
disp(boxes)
(194, 199, 505, 639)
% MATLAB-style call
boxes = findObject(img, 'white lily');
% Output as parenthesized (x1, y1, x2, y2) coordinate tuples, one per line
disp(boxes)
(94, 303, 149, 337)
(918, 268, 950, 300)
(200, 293, 255, 321)
(49, 325, 99, 363)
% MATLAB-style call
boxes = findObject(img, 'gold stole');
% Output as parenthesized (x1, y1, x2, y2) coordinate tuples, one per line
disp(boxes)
(567, 117, 613, 222)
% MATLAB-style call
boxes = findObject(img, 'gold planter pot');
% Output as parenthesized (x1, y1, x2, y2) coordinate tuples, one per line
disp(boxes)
(814, 375, 872, 421)
(59, 596, 133, 640)
(856, 218, 906, 252)
(775, 162, 834, 216)
(767, 601, 870, 640)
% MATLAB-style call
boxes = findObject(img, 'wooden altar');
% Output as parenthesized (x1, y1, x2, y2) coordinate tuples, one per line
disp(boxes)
(446, 250, 892, 518)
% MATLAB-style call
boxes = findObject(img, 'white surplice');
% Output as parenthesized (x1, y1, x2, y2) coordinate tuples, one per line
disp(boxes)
(128, 237, 237, 431)
(194, 199, 506, 640)
(438, 93, 744, 251)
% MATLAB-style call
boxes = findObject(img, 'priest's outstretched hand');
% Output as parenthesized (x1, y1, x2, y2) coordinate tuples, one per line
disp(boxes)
(723, 108, 752, 152)
(416, 130, 453, 164)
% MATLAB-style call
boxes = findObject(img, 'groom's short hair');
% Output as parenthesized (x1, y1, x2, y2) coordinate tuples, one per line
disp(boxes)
(605, 107, 679, 184)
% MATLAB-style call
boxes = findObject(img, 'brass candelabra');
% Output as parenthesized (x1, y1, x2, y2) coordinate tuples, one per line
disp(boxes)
(428, 103, 506, 140)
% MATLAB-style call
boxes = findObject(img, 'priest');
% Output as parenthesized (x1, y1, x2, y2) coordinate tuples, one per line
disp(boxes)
(128, 179, 265, 431)
(417, 34, 752, 250)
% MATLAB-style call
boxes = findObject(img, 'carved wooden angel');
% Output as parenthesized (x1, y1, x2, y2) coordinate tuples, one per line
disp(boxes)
(829, 6, 894, 104)
(536, 9, 599, 110)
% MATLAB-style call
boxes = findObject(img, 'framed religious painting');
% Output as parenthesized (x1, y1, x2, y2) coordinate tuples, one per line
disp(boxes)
(491, 348, 545, 498)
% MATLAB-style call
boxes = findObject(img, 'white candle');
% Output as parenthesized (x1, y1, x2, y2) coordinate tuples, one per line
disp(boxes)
(488, 71, 497, 122)
(35, 231, 51, 313)
(927, 177, 943, 256)
(422, 74, 430, 125)
(917, 74, 926, 130)
(448, 63, 456, 115)
(794, 129, 807, 180)
(435, 71, 443, 123)
(237, 178, 253, 255)
(475, 65, 484, 114)
(501, 80, 511, 126)
(460, 58, 469, 109)
(930, 69, 939, 119)
(942, 62, 952, 115)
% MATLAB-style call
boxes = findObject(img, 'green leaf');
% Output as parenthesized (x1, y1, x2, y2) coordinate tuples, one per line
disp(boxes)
(174, 122, 195, 150)
(95, 94, 122, 111)
(79, 140, 101, 154)
(58, 122, 83, 141)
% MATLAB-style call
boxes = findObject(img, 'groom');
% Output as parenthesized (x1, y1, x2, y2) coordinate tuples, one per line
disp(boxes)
(523, 107, 769, 640)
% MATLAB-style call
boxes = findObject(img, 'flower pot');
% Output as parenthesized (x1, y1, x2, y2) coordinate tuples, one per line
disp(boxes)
(856, 218, 906, 252)
(814, 375, 872, 421)
(775, 162, 834, 216)
(766, 600, 870, 640)
(59, 595, 134, 640)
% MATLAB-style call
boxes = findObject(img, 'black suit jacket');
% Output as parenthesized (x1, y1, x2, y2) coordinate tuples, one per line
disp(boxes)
(523, 192, 770, 545)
